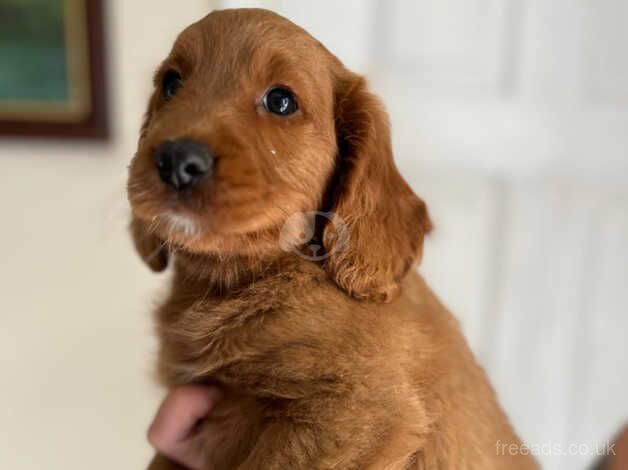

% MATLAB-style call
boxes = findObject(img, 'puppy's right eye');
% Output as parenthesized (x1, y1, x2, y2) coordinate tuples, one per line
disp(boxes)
(263, 87, 298, 116)
(162, 70, 182, 100)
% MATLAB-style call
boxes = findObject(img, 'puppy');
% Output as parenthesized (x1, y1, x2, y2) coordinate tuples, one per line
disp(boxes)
(128, 8, 537, 470)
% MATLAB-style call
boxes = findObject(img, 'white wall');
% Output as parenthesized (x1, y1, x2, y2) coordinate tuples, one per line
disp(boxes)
(0, 1, 211, 469)
(1, 2, 627, 470)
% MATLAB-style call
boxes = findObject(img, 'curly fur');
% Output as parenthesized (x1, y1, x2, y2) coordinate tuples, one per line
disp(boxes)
(127, 8, 537, 470)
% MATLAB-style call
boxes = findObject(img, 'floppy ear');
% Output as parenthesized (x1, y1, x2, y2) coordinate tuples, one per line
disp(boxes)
(130, 216, 169, 272)
(128, 85, 169, 272)
(322, 72, 432, 302)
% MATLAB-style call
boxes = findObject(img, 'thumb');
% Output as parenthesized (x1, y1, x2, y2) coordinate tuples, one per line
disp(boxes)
(148, 385, 222, 469)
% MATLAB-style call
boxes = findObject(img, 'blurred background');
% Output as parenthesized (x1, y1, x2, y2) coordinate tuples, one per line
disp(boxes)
(1, 1, 627, 469)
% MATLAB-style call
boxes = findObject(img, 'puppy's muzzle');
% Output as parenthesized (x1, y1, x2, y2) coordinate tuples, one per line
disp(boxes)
(154, 138, 213, 191)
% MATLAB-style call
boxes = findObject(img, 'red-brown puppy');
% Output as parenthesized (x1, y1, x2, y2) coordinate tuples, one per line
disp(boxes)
(128, 8, 537, 469)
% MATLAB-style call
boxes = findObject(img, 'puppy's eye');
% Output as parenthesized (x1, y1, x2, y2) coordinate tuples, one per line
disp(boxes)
(263, 87, 298, 116)
(162, 70, 182, 100)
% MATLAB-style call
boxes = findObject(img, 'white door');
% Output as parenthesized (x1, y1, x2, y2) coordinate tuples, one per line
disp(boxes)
(218, 2, 628, 468)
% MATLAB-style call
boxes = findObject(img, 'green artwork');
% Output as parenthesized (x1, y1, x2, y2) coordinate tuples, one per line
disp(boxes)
(0, 0, 69, 102)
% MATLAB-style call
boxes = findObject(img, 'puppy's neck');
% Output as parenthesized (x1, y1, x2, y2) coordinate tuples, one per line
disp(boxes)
(172, 249, 295, 294)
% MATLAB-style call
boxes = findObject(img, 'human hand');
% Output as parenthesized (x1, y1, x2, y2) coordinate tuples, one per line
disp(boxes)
(147, 385, 222, 470)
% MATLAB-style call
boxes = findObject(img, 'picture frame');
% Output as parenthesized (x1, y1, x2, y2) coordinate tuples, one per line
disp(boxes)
(0, 0, 108, 139)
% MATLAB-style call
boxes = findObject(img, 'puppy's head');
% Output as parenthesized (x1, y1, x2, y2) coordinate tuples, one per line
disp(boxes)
(128, 8, 431, 301)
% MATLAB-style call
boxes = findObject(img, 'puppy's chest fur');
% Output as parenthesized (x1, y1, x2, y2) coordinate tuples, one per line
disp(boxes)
(152, 257, 431, 469)
(155, 257, 374, 395)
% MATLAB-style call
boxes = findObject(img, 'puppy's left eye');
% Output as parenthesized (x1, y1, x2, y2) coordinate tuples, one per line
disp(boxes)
(162, 70, 183, 100)
(263, 87, 298, 116)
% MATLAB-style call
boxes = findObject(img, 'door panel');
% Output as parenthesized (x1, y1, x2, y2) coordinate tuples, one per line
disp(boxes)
(216, 2, 628, 468)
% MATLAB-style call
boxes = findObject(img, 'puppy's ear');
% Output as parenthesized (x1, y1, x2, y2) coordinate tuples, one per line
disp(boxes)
(130, 86, 167, 272)
(130, 217, 169, 272)
(323, 72, 432, 302)
(139, 89, 159, 141)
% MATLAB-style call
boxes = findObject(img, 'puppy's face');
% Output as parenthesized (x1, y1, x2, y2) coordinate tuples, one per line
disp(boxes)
(128, 9, 337, 255)
(129, 8, 431, 301)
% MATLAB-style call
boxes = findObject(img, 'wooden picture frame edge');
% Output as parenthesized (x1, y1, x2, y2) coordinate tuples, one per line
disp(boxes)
(0, 0, 109, 140)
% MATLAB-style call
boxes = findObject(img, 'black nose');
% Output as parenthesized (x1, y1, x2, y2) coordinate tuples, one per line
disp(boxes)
(154, 138, 213, 191)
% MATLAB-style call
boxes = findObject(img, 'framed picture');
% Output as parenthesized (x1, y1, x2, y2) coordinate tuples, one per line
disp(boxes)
(0, 0, 108, 139)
